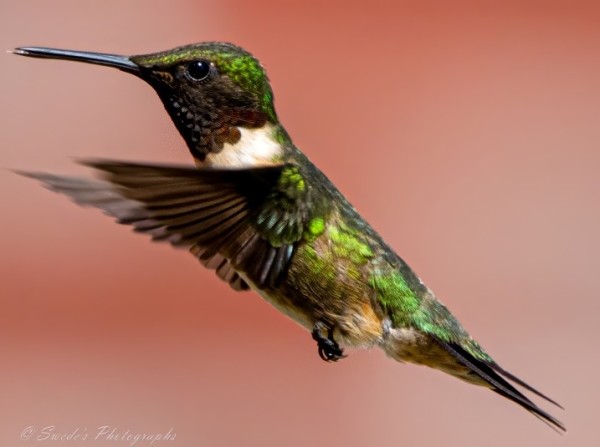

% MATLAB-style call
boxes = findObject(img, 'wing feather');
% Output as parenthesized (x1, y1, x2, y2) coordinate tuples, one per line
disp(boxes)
(19, 160, 305, 291)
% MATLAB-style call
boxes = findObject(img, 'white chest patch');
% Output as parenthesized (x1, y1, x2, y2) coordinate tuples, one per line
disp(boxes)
(203, 124, 283, 168)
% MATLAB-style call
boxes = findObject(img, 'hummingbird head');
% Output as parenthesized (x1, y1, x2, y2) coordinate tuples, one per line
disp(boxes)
(13, 42, 278, 161)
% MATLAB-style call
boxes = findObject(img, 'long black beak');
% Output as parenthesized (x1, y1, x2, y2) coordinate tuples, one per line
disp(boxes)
(12, 47, 139, 74)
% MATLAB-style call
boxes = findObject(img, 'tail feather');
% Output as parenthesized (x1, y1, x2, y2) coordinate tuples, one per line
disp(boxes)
(437, 340, 565, 432)
(488, 361, 564, 410)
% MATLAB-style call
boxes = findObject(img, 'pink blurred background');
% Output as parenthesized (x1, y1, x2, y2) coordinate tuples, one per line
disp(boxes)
(1, 1, 598, 446)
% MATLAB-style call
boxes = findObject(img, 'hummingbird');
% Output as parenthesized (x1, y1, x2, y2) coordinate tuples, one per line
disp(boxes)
(13, 42, 564, 431)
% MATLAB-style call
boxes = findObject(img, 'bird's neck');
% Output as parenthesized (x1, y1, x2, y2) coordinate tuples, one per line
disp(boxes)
(196, 123, 286, 169)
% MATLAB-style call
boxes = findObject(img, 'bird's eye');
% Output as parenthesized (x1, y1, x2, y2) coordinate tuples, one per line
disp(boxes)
(186, 60, 211, 81)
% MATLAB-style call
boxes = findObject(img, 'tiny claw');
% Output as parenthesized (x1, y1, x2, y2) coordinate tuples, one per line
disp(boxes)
(318, 342, 345, 362)
(312, 323, 346, 362)
(318, 346, 330, 362)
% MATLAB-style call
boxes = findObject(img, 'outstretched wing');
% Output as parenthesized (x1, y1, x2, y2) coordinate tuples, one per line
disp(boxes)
(20, 160, 312, 291)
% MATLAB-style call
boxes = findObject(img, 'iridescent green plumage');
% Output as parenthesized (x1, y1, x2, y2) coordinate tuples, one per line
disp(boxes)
(131, 42, 277, 122)
(14, 42, 564, 431)
(369, 269, 490, 361)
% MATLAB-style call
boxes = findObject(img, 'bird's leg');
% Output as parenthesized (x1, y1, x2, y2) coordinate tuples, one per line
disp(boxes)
(311, 321, 346, 362)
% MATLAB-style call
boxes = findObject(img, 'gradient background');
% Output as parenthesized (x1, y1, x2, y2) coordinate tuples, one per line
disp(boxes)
(1, 1, 598, 446)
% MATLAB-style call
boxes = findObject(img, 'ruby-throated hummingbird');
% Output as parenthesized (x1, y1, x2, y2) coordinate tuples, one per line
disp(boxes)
(13, 42, 564, 431)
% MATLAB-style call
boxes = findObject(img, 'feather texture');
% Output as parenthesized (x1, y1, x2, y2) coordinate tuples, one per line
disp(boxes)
(437, 340, 565, 431)
(18, 160, 305, 291)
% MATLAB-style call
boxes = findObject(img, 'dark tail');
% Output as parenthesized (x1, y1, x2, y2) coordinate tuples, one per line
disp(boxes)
(437, 340, 565, 432)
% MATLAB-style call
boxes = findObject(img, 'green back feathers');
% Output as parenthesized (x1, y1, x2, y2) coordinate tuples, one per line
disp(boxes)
(369, 270, 491, 362)
(255, 165, 331, 248)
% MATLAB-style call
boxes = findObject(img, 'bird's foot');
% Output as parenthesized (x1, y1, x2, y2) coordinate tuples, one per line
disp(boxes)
(312, 322, 346, 362)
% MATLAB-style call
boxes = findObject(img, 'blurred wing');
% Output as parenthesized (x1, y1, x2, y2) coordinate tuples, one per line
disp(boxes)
(19, 160, 301, 291)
